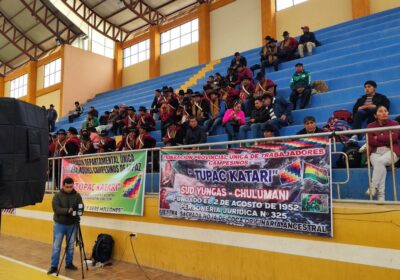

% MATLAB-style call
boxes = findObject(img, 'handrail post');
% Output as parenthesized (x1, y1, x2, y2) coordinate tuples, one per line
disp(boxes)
(365, 132, 373, 200)
(388, 130, 397, 201)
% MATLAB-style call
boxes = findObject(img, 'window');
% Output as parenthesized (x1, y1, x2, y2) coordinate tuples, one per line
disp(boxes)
(10, 74, 28, 99)
(276, 0, 307, 11)
(161, 19, 199, 54)
(91, 29, 114, 58)
(123, 39, 150, 67)
(44, 58, 62, 88)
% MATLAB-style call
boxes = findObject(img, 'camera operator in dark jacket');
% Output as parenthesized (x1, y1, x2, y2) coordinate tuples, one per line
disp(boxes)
(48, 177, 83, 275)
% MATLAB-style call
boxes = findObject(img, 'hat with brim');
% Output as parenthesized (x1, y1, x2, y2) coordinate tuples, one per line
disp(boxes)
(283, 31, 289, 36)
(127, 106, 135, 112)
(67, 127, 78, 135)
(262, 124, 276, 133)
(57, 129, 66, 135)
(138, 106, 146, 112)
(192, 91, 203, 97)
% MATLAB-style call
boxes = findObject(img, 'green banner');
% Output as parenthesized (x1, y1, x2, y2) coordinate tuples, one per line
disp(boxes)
(61, 151, 147, 216)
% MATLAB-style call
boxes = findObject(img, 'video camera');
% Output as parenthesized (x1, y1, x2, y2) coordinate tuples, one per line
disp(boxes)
(72, 203, 84, 217)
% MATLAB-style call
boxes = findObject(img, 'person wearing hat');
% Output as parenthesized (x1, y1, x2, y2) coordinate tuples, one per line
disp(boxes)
(230, 52, 247, 72)
(79, 128, 96, 155)
(239, 75, 256, 116)
(68, 101, 83, 123)
(53, 129, 67, 157)
(190, 91, 210, 125)
(97, 130, 116, 153)
(204, 89, 226, 136)
(114, 105, 129, 135)
(163, 121, 184, 146)
(121, 106, 138, 133)
(203, 75, 219, 94)
(260, 36, 280, 72)
(255, 71, 276, 98)
(137, 106, 155, 130)
(116, 127, 138, 151)
(350, 80, 390, 141)
(262, 93, 293, 136)
(279, 31, 299, 61)
(298, 26, 318, 58)
(64, 127, 80, 156)
(290, 63, 312, 110)
(47, 104, 58, 132)
(136, 124, 156, 149)
(150, 89, 162, 117)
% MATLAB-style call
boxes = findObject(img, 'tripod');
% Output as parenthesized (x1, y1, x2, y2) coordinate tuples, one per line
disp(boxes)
(57, 220, 89, 279)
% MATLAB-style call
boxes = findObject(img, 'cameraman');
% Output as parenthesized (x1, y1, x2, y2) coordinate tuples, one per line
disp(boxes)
(48, 177, 83, 275)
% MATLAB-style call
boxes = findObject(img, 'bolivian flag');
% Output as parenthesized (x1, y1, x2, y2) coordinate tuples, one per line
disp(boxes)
(303, 162, 328, 184)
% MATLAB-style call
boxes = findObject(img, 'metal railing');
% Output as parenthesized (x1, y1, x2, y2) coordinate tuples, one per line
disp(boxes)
(47, 126, 400, 203)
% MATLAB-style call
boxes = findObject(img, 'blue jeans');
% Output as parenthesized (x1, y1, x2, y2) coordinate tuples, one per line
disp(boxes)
(205, 117, 222, 135)
(264, 118, 288, 136)
(239, 123, 264, 139)
(224, 122, 240, 141)
(50, 223, 76, 268)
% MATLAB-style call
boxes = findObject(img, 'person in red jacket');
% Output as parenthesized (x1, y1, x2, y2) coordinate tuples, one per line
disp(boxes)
(235, 64, 253, 86)
(137, 106, 155, 131)
(366, 105, 400, 201)
(279, 31, 299, 61)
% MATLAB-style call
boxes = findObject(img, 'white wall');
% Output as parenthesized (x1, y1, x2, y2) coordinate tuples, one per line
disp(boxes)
(276, 0, 352, 37)
(210, 0, 262, 60)
(370, 0, 400, 14)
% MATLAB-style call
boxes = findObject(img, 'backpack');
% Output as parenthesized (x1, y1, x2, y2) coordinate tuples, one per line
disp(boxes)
(92, 234, 114, 264)
(322, 118, 352, 142)
(336, 141, 361, 168)
(333, 109, 352, 124)
(312, 80, 329, 94)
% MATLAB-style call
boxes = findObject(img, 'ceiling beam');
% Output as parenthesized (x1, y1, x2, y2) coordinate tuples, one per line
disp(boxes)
(122, 0, 165, 25)
(20, 0, 81, 45)
(61, 0, 129, 42)
(0, 9, 45, 60)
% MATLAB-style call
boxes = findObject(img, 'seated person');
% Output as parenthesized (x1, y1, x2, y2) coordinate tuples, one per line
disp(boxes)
(254, 71, 276, 98)
(97, 130, 116, 153)
(82, 112, 99, 129)
(159, 101, 176, 137)
(190, 91, 210, 126)
(279, 31, 298, 61)
(296, 116, 324, 135)
(298, 26, 318, 58)
(255, 124, 277, 146)
(136, 124, 156, 149)
(79, 129, 96, 155)
(230, 52, 247, 72)
(239, 98, 269, 140)
(203, 75, 218, 94)
(116, 128, 138, 151)
(68, 101, 83, 123)
(262, 94, 293, 136)
(366, 105, 400, 202)
(150, 89, 162, 117)
(99, 111, 110, 126)
(260, 37, 279, 72)
(239, 75, 256, 116)
(162, 121, 184, 146)
(137, 106, 155, 131)
(88, 106, 99, 118)
(223, 101, 245, 141)
(205, 90, 227, 136)
(290, 63, 312, 110)
(184, 116, 207, 145)
(114, 105, 128, 135)
(234, 64, 253, 87)
(350, 80, 390, 141)
(225, 67, 238, 88)
(64, 127, 80, 156)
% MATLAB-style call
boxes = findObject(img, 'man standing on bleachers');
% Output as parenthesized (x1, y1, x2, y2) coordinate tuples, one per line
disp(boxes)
(290, 63, 312, 110)
(47, 104, 58, 132)
(350, 80, 390, 141)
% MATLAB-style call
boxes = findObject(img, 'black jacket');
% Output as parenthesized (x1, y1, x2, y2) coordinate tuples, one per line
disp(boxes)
(352, 93, 390, 115)
(230, 56, 247, 68)
(296, 127, 324, 135)
(299, 32, 316, 44)
(250, 107, 269, 123)
(52, 189, 83, 225)
(184, 125, 207, 145)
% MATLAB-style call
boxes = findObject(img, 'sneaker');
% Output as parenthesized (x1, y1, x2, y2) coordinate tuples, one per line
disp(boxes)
(65, 264, 78, 270)
(47, 267, 57, 275)
(365, 187, 376, 197)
